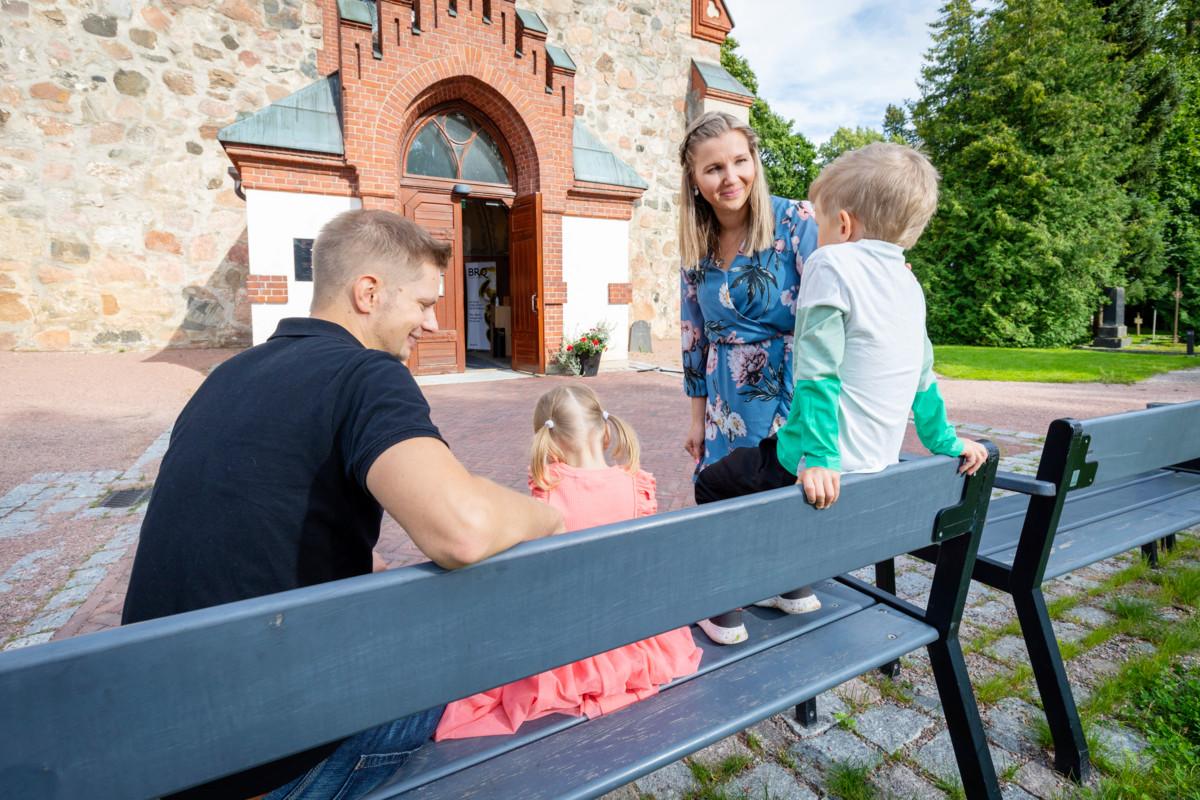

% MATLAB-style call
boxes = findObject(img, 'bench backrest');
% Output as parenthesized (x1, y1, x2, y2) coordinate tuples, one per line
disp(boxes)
(1008, 400, 1200, 585)
(0, 454, 991, 800)
(1076, 399, 1200, 487)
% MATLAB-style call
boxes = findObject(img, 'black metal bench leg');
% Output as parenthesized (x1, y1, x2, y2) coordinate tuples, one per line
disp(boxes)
(1163, 534, 1177, 553)
(926, 636, 1002, 799)
(1142, 541, 1159, 568)
(875, 559, 902, 679)
(1014, 586, 1091, 781)
(794, 697, 817, 727)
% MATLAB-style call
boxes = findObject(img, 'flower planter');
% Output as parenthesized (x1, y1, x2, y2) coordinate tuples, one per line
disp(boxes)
(578, 352, 601, 377)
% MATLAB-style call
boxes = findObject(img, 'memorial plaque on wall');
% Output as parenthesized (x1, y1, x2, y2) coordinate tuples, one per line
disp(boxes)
(293, 238, 314, 281)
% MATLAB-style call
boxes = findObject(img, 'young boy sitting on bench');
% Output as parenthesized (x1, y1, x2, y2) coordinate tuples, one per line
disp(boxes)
(694, 142, 990, 645)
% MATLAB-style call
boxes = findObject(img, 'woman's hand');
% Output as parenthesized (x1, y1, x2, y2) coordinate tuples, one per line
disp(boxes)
(684, 419, 706, 463)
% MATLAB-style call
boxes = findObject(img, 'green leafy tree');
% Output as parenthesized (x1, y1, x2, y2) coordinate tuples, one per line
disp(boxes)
(910, 0, 1134, 346)
(816, 126, 887, 165)
(816, 116, 913, 165)
(720, 37, 818, 199)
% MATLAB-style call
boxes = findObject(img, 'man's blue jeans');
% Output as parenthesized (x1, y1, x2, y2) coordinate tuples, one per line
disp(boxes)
(264, 706, 444, 800)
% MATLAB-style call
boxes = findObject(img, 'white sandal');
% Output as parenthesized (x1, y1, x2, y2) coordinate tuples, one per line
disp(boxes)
(696, 615, 748, 645)
(754, 588, 822, 614)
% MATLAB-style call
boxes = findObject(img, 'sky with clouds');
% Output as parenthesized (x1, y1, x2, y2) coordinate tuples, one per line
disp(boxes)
(722, 0, 946, 145)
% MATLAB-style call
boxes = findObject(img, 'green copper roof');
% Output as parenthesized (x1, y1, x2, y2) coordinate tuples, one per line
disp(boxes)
(544, 44, 577, 72)
(337, 0, 372, 25)
(573, 119, 648, 190)
(693, 60, 754, 98)
(515, 8, 548, 34)
(219, 73, 344, 155)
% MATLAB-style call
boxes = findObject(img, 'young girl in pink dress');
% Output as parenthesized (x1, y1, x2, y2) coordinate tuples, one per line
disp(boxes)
(434, 384, 703, 740)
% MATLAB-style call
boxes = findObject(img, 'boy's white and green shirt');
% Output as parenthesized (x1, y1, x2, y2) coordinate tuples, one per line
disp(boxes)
(775, 239, 963, 475)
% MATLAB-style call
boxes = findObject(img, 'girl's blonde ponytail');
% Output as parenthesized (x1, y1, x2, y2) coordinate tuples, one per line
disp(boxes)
(528, 422, 564, 491)
(528, 384, 642, 488)
(604, 412, 641, 475)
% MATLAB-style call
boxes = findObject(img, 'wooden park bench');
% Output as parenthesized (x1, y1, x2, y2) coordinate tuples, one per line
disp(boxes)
(0, 446, 1002, 800)
(882, 399, 1200, 782)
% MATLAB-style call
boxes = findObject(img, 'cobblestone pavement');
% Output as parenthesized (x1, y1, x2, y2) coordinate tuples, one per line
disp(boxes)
(2, 362, 1199, 798)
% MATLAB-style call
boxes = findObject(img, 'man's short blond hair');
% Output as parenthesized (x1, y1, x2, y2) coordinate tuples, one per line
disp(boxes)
(808, 143, 940, 249)
(311, 209, 452, 309)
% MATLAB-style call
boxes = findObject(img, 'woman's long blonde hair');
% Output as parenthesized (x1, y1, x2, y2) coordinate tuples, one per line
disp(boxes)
(677, 111, 774, 268)
(529, 384, 641, 490)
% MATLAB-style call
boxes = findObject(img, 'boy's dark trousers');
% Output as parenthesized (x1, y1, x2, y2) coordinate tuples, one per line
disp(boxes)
(695, 435, 797, 506)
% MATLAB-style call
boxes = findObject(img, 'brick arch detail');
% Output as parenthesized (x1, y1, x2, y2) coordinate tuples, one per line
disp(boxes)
(395, 78, 541, 197)
(355, 55, 552, 199)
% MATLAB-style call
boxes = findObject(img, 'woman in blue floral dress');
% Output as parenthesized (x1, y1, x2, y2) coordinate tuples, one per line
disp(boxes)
(678, 112, 819, 475)
(677, 112, 821, 645)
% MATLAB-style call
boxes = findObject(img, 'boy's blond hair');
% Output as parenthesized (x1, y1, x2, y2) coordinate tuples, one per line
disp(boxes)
(808, 143, 940, 249)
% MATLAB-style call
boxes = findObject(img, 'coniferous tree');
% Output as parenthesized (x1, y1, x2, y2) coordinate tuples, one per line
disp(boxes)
(883, 104, 917, 146)
(1094, 0, 1181, 307)
(720, 37, 818, 199)
(911, 0, 1134, 346)
(1157, 0, 1200, 330)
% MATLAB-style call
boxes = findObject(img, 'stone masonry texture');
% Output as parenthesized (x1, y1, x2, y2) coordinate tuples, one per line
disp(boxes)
(1, 1, 720, 352)
(0, 1, 323, 351)
(528, 0, 719, 339)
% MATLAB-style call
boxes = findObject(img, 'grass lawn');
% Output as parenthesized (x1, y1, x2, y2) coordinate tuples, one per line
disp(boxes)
(932, 345, 1198, 384)
(1127, 334, 1192, 354)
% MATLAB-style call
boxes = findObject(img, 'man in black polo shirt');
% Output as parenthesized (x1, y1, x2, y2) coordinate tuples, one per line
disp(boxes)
(122, 210, 563, 800)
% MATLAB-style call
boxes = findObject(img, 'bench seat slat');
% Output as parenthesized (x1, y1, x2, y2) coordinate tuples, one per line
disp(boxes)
(381, 606, 937, 800)
(987, 478, 1200, 579)
(983, 469, 1200, 575)
(977, 493, 1032, 558)
(978, 469, 1200, 560)
(375, 580, 873, 796)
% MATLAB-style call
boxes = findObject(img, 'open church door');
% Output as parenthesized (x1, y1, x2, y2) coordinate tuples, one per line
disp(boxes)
(509, 193, 545, 373)
(401, 188, 465, 374)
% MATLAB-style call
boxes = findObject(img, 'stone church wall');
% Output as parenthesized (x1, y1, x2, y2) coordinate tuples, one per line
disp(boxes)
(0, 0, 711, 350)
(530, 0, 718, 341)
(0, 1, 323, 350)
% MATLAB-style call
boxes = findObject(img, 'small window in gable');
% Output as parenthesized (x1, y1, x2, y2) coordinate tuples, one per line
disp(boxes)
(404, 111, 511, 185)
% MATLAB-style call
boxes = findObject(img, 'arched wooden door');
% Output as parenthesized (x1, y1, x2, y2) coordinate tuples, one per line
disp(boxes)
(399, 105, 542, 374)
(401, 188, 464, 375)
(509, 193, 544, 374)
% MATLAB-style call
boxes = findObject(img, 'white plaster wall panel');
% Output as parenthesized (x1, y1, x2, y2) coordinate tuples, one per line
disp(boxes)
(562, 216, 630, 363)
(245, 189, 360, 344)
(251, 302, 295, 347)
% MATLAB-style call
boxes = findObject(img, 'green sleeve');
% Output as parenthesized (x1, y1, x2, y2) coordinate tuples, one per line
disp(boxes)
(775, 305, 845, 473)
(912, 335, 963, 457)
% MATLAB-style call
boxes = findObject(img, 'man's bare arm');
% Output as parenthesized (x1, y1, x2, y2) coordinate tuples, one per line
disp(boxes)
(366, 437, 563, 569)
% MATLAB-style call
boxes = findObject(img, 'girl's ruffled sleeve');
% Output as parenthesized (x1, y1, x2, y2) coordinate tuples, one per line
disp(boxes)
(633, 469, 658, 518)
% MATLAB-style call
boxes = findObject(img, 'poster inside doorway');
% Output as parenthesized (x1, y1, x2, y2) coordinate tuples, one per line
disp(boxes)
(465, 261, 497, 351)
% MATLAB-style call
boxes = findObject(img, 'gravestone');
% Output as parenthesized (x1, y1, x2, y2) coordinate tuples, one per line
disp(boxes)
(1092, 287, 1130, 348)
(629, 320, 652, 353)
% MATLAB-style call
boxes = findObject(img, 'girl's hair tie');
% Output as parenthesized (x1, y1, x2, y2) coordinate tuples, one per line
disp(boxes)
(543, 419, 555, 429)
(601, 411, 610, 422)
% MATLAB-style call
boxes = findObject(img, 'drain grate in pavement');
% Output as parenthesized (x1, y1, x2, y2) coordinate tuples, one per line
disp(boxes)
(97, 487, 152, 508)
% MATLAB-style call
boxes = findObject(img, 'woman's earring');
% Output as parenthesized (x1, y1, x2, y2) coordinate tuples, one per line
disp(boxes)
(693, 186, 699, 196)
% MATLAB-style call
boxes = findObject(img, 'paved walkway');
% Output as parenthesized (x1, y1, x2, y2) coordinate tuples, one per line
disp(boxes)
(2, 351, 1199, 798)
